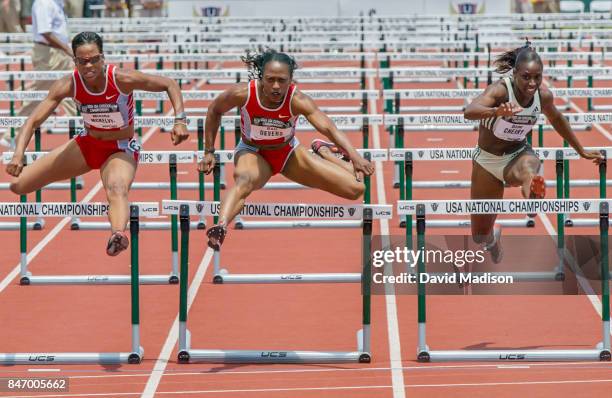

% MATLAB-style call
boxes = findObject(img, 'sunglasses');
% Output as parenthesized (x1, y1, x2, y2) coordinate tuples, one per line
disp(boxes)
(74, 54, 104, 66)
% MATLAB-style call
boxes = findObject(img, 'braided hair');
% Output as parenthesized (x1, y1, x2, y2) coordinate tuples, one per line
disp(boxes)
(494, 40, 542, 74)
(241, 49, 298, 81)
(72, 32, 104, 55)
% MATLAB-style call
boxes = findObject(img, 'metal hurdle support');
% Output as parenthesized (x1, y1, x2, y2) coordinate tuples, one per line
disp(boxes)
(173, 203, 374, 363)
(398, 198, 611, 362)
(14, 202, 176, 285)
(162, 199, 391, 285)
(0, 205, 145, 364)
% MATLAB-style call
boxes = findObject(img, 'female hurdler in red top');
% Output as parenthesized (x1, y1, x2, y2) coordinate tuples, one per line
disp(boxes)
(6, 31, 189, 256)
(199, 49, 375, 249)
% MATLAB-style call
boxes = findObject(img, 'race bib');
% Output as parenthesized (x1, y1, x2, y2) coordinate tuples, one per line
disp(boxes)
(81, 103, 126, 130)
(493, 118, 533, 142)
(250, 116, 294, 141)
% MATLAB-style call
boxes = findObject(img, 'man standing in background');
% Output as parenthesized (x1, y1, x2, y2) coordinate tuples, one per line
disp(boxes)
(1, 0, 77, 147)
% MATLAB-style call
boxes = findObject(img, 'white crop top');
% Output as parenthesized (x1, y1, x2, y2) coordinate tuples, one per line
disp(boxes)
(480, 77, 541, 142)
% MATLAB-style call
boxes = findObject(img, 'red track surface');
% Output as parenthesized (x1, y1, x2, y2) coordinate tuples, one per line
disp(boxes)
(0, 50, 610, 398)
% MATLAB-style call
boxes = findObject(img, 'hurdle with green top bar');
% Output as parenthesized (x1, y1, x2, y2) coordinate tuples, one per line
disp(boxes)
(385, 114, 611, 189)
(203, 149, 386, 230)
(0, 204, 146, 364)
(164, 199, 389, 285)
(167, 202, 374, 363)
(10, 202, 176, 285)
(392, 147, 610, 228)
(397, 198, 610, 362)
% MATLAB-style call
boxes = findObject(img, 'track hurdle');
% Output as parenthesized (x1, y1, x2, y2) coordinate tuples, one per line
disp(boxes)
(11, 202, 176, 285)
(397, 198, 611, 362)
(0, 204, 146, 364)
(391, 147, 611, 228)
(203, 149, 386, 229)
(168, 202, 376, 363)
(385, 113, 612, 188)
(163, 199, 391, 285)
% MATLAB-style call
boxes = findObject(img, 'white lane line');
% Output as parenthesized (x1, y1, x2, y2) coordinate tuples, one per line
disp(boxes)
(140, 249, 214, 398)
(369, 61, 406, 398)
(440, 170, 460, 174)
(426, 138, 443, 142)
(27, 368, 61, 372)
(7, 378, 612, 397)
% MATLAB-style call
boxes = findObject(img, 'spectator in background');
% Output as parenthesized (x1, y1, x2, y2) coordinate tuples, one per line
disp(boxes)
(1, 0, 76, 147)
(65, 0, 84, 17)
(19, 0, 33, 31)
(104, 0, 126, 17)
(0, 0, 24, 32)
(531, 0, 560, 13)
(138, 0, 162, 17)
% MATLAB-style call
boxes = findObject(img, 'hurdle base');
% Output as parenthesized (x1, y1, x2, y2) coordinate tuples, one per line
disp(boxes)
(70, 220, 203, 231)
(418, 349, 611, 362)
(399, 218, 534, 228)
(565, 218, 598, 227)
(20, 274, 179, 285)
(179, 349, 370, 364)
(234, 220, 362, 230)
(0, 220, 45, 231)
(213, 271, 361, 284)
(0, 349, 144, 365)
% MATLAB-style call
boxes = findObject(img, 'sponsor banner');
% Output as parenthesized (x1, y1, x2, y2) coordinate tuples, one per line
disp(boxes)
(383, 88, 612, 100)
(162, 200, 392, 219)
(379, 67, 612, 78)
(357, 149, 388, 161)
(2, 152, 48, 164)
(384, 113, 612, 126)
(137, 151, 195, 164)
(0, 202, 158, 217)
(397, 199, 607, 215)
(196, 150, 234, 164)
(390, 148, 474, 161)
(389, 147, 611, 161)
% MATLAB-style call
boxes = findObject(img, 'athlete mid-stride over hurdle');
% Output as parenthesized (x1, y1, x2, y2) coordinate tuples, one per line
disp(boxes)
(5, 32, 189, 256)
(464, 41, 603, 263)
(199, 49, 375, 249)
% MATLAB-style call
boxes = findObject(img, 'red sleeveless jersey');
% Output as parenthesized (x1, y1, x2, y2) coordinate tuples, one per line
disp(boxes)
(72, 64, 134, 132)
(240, 79, 298, 145)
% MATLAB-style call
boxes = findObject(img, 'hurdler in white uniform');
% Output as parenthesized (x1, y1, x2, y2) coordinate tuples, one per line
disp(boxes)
(473, 77, 541, 182)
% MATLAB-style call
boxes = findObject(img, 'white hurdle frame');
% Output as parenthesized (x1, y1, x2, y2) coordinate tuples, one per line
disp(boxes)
(165, 201, 380, 363)
(398, 198, 611, 362)
(0, 204, 147, 364)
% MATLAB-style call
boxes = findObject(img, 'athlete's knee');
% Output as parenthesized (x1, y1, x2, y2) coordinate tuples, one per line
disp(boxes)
(9, 181, 29, 195)
(105, 180, 129, 198)
(341, 180, 365, 200)
(233, 172, 257, 195)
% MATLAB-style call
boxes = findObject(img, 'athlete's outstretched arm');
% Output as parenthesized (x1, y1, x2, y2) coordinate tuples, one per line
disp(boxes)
(292, 91, 374, 177)
(464, 82, 522, 120)
(540, 87, 602, 163)
(115, 70, 188, 145)
(6, 76, 72, 177)
(198, 84, 247, 174)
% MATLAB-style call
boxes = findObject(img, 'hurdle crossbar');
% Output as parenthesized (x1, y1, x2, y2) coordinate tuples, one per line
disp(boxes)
(397, 198, 610, 362)
(173, 204, 374, 363)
